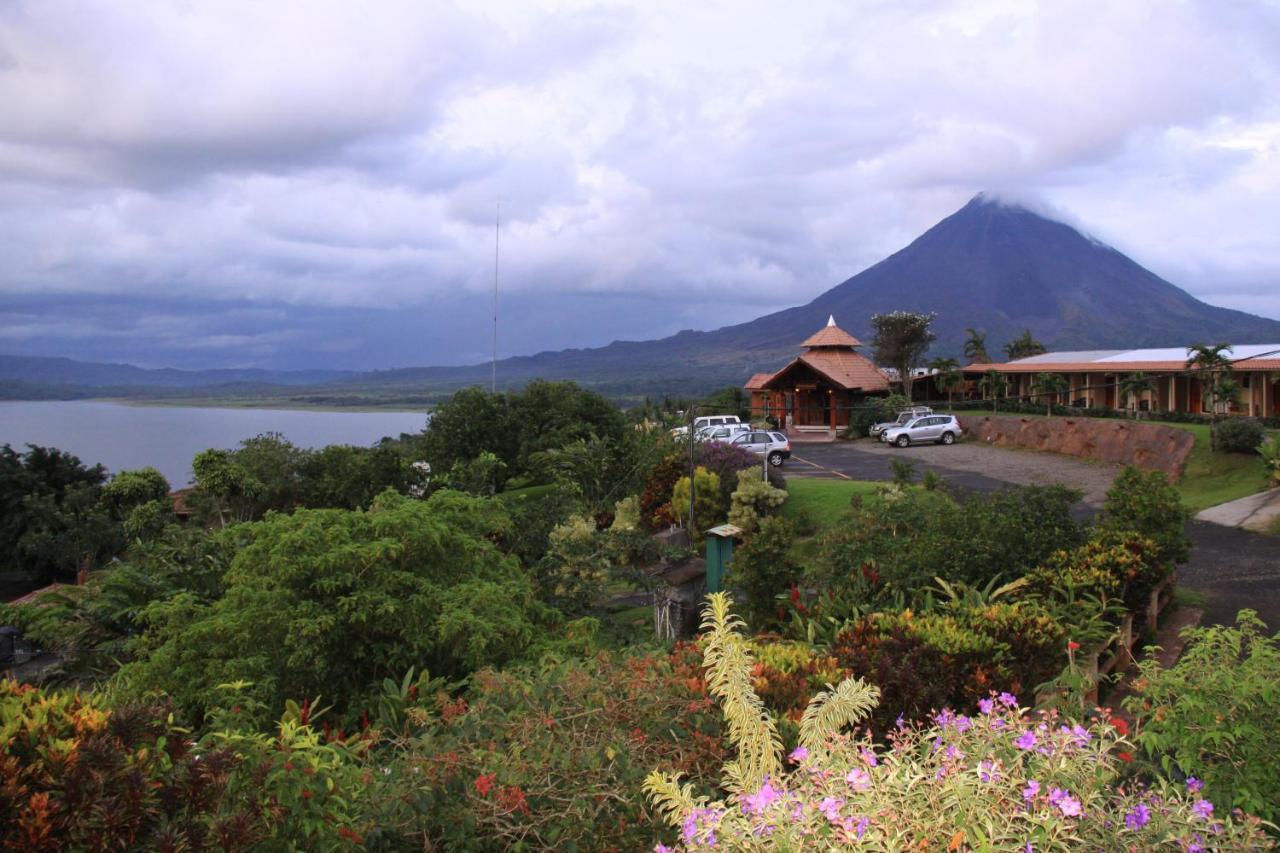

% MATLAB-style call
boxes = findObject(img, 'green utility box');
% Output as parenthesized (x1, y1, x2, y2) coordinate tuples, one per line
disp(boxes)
(704, 523, 743, 593)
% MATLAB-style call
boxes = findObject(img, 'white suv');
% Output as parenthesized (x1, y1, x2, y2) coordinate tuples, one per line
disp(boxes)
(883, 414, 963, 447)
(728, 430, 792, 467)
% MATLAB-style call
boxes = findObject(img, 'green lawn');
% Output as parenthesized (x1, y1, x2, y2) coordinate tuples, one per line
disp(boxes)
(1143, 420, 1274, 513)
(782, 478, 884, 531)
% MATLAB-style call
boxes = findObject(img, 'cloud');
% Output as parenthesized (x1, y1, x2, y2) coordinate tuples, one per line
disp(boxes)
(1, 0, 1279, 369)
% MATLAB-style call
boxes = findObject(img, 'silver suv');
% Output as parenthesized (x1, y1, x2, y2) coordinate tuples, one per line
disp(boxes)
(727, 430, 792, 467)
(883, 414, 963, 447)
(869, 406, 934, 439)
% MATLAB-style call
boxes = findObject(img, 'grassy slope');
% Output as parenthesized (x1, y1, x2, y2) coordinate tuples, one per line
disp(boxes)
(1145, 420, 1274, 513)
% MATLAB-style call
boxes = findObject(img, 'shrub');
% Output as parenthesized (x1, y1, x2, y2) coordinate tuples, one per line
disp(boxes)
(1029, 528, 1167, 613)
(696, 441, 762, 510)
(671, 467, 724, 536)
(1215, 417, 1267, 454)
(811, 485, 1084, 596)
(1261, 437, 1280, 487)
(841, 393, 910, 440)
(446, 450, 508, 495)
(730, 516, 798, 630)
(640, 453, 688, 529)
(373, 647, 727, 851)
(1125, 610, 1280, 824)
(830, 601, 1067, 733)
(645, 594, 1273, 851)
(1101, 466, 1190, 567)
(0, 681, 273, 851)
(726, 469, 787, 533)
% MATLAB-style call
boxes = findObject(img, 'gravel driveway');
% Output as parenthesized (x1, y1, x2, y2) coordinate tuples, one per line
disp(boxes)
(785, 438, 1280, 628)
(790, 439, 1120, 506)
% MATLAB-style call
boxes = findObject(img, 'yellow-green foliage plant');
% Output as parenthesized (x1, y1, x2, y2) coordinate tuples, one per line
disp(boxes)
(727, 469, 788, 534)
(644, 593, 1275, 851)
(671, 466, 723, 537)
(1260, 437, 1280, 486)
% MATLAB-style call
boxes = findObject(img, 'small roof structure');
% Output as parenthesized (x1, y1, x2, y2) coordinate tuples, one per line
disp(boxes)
(801, 314, 863, 348)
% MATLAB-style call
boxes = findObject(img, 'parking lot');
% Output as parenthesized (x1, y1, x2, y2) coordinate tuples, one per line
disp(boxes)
(784, 437, 1280, 629)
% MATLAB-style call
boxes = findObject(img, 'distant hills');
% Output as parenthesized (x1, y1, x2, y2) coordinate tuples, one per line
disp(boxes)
(6, 194, 1280, 404)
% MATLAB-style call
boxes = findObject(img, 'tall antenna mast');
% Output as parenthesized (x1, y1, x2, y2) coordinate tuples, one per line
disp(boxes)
(492, 200, 500, 393)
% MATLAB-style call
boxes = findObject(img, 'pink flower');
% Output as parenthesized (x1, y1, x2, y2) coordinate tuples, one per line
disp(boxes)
(845, 768, 871, 791)
(860, 748, 878, 767)
(818, 796, 844, 823)
(788, 746, 809, 763)
(1022, 780, 1040, 802)
(998, 692, 1019, 708)
(743, 781, 782, 815)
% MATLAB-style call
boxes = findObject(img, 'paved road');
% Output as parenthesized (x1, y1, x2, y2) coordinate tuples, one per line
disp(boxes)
(786, 440, 1280, 629)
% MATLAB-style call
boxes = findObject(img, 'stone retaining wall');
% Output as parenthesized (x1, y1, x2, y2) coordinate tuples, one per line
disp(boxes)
(957, 414, 1195, 479)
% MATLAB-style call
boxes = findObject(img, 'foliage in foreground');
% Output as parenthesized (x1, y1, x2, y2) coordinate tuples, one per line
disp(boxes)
(646, 594, 1274, 851)
(1126, 610, 1280, 825)
(113, 489, 550, 725)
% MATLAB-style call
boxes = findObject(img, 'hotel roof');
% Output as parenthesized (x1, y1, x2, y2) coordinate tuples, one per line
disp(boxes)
(801, 315, 862, 348)
(965, 344, 1280, 373)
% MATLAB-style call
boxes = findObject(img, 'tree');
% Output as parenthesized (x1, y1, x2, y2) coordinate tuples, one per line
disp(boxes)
(979, 369, 1009, 412)
(1002, 329, 1047, 361)
(1031, 373, 1068, 416)
(1185, 343, 1234, 451)
(115, 490, 546, 724)
(962, 328, 990, 364)
(190, 449, 263, 528)
(928, 357, 964, 407)
(870, 312, 936, 403)
(0, 444, 113, 583)
(1119, 372, 1156, 418)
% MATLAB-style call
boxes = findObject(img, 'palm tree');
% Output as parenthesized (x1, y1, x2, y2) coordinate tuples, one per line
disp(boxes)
(1002, 329, 1048, 361)
(1118, 373, 1155, 419)
(963, 328, 990, 364)
(979, 369, 1009, 413)
(1031, 373, 1069, 416)
(1185, 342, 1234, 451)
(929, 357, 964, 407)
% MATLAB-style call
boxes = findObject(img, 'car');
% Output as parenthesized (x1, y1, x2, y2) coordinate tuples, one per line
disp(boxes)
(869, 406, 934, 439)
(671, 414, 743, 438)
(697, 423, 753, 442)
(727, 430, 792, 466)
(882, 414, 963, 447)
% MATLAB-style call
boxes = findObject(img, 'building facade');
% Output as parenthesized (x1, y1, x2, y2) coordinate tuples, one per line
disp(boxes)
(961, 345, 1280, 417)
(745, 316, 890, 432)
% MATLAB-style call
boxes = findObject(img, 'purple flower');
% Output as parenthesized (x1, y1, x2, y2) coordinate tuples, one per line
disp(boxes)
(954, 714, 972, 733)
(895, 713, 906, 729)
(1186, 776, 1203, 794)
(933, 708, 955, 728)
(1022, 780, 1040, 802)
(978, 760, 998, 783)
(1191, 799, 1214, 820)
(854, 816, 869, 839)
(1125, 803, 1151, 830)
(1049, 788, 1080, 814)
(846, 768, 872, 791)
(1014, 731, 1038, 750)
(788, 746, 809, 763)
(818, 796, 844, 823)
(682, 813, 698, 842)
(655, 846, 673, 853)
(944, 744, 965, 762)
(978, 697, 995, 715)
(743, 780, 782, 815)
(998, 691, 1019, 708)
(860, 748, 878, 767)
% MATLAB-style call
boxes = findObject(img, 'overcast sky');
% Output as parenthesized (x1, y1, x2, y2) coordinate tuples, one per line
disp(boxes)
(2, 0, 1278, 370)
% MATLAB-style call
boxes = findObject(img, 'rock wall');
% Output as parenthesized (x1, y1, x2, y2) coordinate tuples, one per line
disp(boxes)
(957, 415, 1195, 479)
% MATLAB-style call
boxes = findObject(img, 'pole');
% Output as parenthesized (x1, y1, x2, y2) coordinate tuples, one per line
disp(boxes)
(688, 407, 696, 535)
(492, 201, 500, 393)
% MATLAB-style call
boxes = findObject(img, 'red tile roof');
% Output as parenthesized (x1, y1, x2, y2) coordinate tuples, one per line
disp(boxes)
(745, 372, 774, 391)
(7, 583, 69, 607)
(801, 324, 862, 348)
(795, 350, 890, 391)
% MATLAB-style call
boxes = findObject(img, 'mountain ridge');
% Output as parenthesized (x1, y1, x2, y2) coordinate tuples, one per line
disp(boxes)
(6, 195, 1280, 401)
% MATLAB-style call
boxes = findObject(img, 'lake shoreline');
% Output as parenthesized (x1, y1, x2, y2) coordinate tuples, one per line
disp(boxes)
(96, 397, 430, 414)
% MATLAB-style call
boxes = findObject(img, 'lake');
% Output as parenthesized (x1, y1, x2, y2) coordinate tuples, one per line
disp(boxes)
(0, 401, 429, 487)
